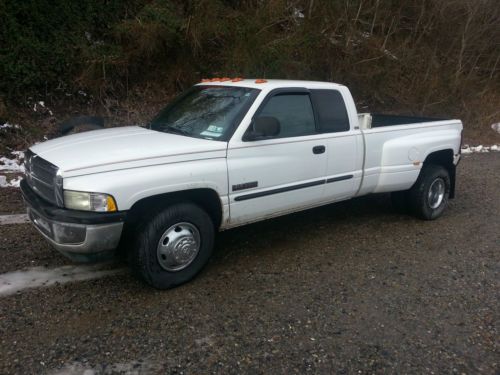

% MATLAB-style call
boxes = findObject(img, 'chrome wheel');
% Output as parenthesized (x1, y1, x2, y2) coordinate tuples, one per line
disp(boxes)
(157, 222, 200, 272)
(428, 178, 445, 209)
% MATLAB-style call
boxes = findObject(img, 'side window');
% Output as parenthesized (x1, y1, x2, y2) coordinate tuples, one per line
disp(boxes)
(257, 93, 316, 138)
(310, 90, 350, 132)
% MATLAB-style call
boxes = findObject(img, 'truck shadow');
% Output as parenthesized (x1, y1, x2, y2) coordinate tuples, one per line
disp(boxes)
(212, 193, 412, 264)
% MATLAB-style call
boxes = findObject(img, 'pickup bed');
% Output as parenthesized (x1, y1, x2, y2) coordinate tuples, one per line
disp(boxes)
(21, 79, 463, 288)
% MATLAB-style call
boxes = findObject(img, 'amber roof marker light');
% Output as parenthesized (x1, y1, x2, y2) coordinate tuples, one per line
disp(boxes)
(255, 79, 267, 84)
(200, 77, 246, 83)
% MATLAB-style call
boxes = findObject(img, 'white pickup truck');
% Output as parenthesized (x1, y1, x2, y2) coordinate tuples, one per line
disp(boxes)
(21, 79, 463, 288)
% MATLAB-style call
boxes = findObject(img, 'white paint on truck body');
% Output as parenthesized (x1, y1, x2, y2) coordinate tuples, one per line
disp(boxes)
(27, 79, 463, 230)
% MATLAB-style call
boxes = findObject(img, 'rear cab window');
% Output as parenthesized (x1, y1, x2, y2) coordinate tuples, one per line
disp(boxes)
(310, 89, 350, 133)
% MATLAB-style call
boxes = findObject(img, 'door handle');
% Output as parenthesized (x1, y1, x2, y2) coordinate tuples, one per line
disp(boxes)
(312, 145, 325, 154)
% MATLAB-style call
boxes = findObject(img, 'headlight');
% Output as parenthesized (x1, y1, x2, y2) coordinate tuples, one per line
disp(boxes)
(63, 190, 117, 212)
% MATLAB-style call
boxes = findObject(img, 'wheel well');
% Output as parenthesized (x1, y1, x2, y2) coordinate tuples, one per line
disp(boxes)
(423, 149, 456, 198)
(126, 189, 223, 229)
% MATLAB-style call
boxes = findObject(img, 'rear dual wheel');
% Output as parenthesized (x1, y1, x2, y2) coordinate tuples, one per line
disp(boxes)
(391, 164, 450, 220)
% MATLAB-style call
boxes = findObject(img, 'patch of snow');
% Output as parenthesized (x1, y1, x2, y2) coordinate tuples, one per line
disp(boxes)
(492, 123, 500, 134)
(0, 123, 20, 130)
(11, 150, 24, 158)
(461, 144, 500, 154)
(0, 263, 127, 296)
(9, 176, 22, 187)
(1, 150, 26, 186)
(0, 151, 25, 173)
(293, 8, 305, 19)
(0, 214, 29, 225)
(32, 101, 53, 115)
(0, 158, 24, 173)
(0, 175, 22, 187)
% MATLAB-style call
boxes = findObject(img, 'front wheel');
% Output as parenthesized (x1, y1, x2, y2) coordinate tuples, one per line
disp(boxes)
(408, 164, 450, 220)
(129, 202, 215, 289)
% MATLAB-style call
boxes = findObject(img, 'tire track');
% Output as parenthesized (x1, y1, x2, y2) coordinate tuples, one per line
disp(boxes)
(0, 263, 127, 296)
(0, 213, 29, 225)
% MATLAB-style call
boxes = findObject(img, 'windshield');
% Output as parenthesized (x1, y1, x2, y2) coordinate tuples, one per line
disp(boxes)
(150, 85, 259, 141)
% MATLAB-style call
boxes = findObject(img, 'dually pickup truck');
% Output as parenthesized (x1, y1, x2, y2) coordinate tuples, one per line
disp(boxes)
(21, 79, 463, 288)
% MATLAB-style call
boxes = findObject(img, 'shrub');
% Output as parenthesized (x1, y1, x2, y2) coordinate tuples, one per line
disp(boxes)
(0, 0, 142, 98)
(0, 0, 498, 139)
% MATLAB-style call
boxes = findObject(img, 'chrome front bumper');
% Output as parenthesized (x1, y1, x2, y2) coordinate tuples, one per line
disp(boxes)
(21, 179, 126, 262)
(28, 207, 123, 255)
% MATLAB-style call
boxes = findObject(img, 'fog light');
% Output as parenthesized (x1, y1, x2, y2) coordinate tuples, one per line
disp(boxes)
(52, 222, 86, 244)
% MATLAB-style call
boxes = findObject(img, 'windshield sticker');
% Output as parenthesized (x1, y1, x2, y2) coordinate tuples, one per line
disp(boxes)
(200, 125, 224, 138)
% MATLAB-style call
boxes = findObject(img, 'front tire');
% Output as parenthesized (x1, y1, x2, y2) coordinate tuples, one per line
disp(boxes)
(408, 164, 450, 220)
(129, 202, 215, 289)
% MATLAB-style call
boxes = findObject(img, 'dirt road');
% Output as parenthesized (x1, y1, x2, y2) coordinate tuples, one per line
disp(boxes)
(0, 153, 498, 374)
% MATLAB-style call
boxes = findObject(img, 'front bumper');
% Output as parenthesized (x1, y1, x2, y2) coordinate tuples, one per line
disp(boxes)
(21, 179, 126, 262)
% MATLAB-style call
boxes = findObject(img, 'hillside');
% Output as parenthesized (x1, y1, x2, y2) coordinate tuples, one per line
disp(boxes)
(1, 0, 499, 151)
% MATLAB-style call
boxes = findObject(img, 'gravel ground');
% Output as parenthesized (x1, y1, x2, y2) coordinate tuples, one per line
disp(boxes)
(0, 187, 24, 214)
(0, 153, 498, 374)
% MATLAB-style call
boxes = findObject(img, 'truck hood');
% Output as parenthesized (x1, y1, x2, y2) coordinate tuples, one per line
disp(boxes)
(30, 126, 227, 177)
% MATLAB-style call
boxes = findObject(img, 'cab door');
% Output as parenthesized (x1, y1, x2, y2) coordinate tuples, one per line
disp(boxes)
(227, 89, 328, 226)
(309, 89, 361, 202)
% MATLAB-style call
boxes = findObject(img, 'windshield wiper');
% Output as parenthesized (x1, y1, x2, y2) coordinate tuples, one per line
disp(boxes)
(164, 126, 192, 136)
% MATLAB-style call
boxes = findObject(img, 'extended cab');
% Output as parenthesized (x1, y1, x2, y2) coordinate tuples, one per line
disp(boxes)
(21, 79, 463, 288)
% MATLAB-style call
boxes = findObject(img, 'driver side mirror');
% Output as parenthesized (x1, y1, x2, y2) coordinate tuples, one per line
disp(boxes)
(244, 116, 280, 141)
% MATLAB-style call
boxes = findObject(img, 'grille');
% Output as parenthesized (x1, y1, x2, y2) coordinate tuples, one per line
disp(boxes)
(25, 150, 62, 206)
